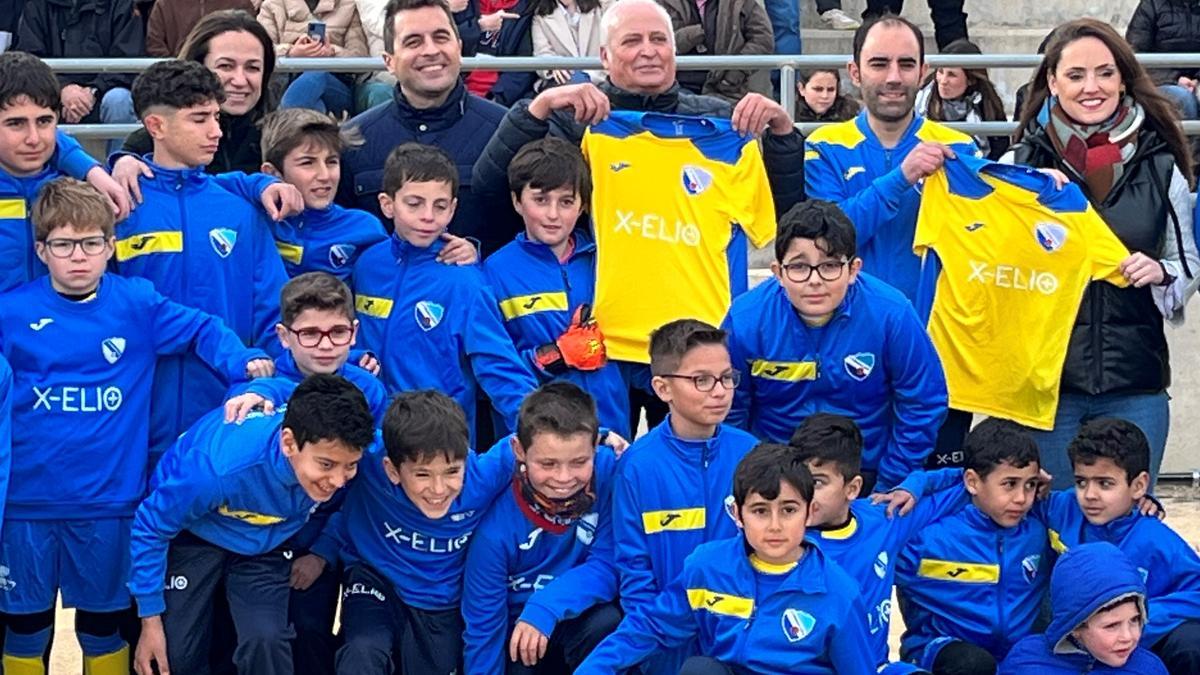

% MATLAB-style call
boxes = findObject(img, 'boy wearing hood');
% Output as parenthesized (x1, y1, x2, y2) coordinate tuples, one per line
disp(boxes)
(999, 541, 1168, 674)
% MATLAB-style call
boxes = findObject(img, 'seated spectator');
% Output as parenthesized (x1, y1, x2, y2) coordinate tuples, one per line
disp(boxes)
(915, 38, 1009, 160)
(119, 10, 276, 175)
(794, 67, 859, 123)
(16, 0, 143, 140)
(259, 0, 369, 116)
(661, 0, 774, 102)
(530, 0, 608, 91)
(465, 0, 536, 106)
(1126, 0, 1200, 122)
(145, 0, 253, 56)
(354, 0, 478, 111)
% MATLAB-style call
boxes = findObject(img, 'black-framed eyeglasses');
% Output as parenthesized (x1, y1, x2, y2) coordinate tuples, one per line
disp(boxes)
(42, 236, 109, 259)
(781, 260, 848, 284)
(659, 370, 742, 392)
(285, 324, 354, 347)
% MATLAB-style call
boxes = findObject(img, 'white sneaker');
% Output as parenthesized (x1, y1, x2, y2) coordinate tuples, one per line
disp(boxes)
(821, 8, 861, 29)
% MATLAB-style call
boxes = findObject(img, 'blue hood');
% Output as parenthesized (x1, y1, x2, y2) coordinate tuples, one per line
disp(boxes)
(1047, 542, 1148, 654)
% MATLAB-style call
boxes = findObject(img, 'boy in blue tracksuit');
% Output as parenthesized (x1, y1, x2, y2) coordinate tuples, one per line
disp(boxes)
(611, 319, 759, 673)
(462, 382, 621, 675)
(1000, 542, 1169, 674)
(259, 109, 387, 280)
(225, 271, 388, 675)
(791, 414, 969, 674)
(350, 143, 537, 439)
(580, 443, 876, 675)
(0, 51, 131, 294)
(128, 375, 375, 675)
(723, 200, 947, 492)
(0, 178, 271, 675)
(482, 137, 629, 438)
(895, 418, 1052, 674)
(1038, 418, 1200, 672)
(114, 60, 290, 457)
(322, 390, 516, 675)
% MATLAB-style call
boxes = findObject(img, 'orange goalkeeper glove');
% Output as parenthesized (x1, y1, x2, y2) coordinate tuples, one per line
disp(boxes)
(534, 304, 608, 374)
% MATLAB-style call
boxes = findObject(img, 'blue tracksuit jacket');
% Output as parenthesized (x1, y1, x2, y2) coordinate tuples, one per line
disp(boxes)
(0, 130, 100, 292)
(612, 417, 758, 672)
(1041, 490, 1200, 646)
(999, 542, 1169, 675)
(268, 203, 387, 280)
(895, 495, 1052, 667)
(232, 351, 388, 426)
(128, 409, 331, 617)
(462, 447, 618, 675)
(0, 275, 263, 520)
(578, 536, 876, 675)
(228, 351, 388, 557)
(0, 355, 12, 539)
(804, 112, 979, 301)
(810, 469, 970, 666)
(313, 435, 517, 611)
(113, 159, 288, 455)
(723, 274, 947, 489)
(350, 234, 538, 438)
(482, 231, 630, 438)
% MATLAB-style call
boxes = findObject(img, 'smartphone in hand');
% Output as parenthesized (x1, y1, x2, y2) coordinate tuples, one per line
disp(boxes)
(307, 21, 327, 43)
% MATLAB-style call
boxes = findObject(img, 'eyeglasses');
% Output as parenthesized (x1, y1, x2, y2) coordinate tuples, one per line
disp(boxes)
(42, 236, 109, 259)
(659, 370, 742, 392)
(781, 260, 848, 284)
(285, 324, 354, 347)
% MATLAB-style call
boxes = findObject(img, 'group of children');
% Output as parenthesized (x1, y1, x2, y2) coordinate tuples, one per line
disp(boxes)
(0, 39, 1198, 675)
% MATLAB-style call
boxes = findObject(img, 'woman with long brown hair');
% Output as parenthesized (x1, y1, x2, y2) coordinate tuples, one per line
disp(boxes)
(1007, 19, 1198, 506)
(118, 10, 277, 176)
(915, 38, 1009, 159)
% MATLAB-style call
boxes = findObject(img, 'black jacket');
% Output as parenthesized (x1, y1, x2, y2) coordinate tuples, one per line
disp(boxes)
(17, 0, 143, 101)
(335, 80, 524, 256)
(1012, 122, 1180, 395)
(463, 0, 536, 107)
(472, 79, 806, 219)
(794, 95, 860, 124)
(121, 112, 264, 175)
(1126, 0, 1200, 83)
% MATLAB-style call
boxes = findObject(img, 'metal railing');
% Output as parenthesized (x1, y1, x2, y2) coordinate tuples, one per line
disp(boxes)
(45, 52, 1200, 139)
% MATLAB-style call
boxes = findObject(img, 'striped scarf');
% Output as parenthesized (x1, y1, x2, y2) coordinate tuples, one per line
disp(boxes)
(1045, 96, 1144, 201)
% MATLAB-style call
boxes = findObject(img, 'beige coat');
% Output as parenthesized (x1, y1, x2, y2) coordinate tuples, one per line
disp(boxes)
(531, 3, 607, 86)
(257, 0, 369, 57)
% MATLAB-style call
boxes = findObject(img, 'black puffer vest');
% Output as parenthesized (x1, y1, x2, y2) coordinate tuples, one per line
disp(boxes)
(1012, 123, 1181, 395)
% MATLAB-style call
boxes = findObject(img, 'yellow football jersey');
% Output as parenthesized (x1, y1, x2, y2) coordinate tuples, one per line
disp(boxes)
(582, 111, 775, 363)
(914, 157, 1129, 429)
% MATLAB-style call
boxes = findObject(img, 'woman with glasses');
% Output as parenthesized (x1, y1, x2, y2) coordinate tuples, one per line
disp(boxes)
(721, 200, 948, 494)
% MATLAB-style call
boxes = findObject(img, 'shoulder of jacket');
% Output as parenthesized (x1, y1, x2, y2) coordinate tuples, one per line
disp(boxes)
(806, 118, 866, 148)
(915, 118, 975, 146)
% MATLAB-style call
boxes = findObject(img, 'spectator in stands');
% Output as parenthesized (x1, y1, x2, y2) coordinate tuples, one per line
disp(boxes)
(463, 0, 537, 106)
(915, 38, 1009, 160)
(794, 67, 859, 124)
(355, 0, 477, 111)
(1008, 18, 1200, 488)
(863, 0, 967, 51)
(335, 0, 523, 256)
(145, 0, 254, 57)
(259, 0, 370, 116)
(1126, 0, 1200, 122)
(473, 0, 803, 437)
(661, 0, 775, 102)
(118, 10, 275, 177)
(530, 0, 608, 91)
(17, 0, 143, 136)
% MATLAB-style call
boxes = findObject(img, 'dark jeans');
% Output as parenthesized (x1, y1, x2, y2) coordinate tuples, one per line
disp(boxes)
(335, 565, 462, 675)
(680, 656, 737, 675)
(506, 602, 622, 674)
(1152, 620, 1200, 674)
(863, 0, 968, 49)
(162, 534, 294, 675)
